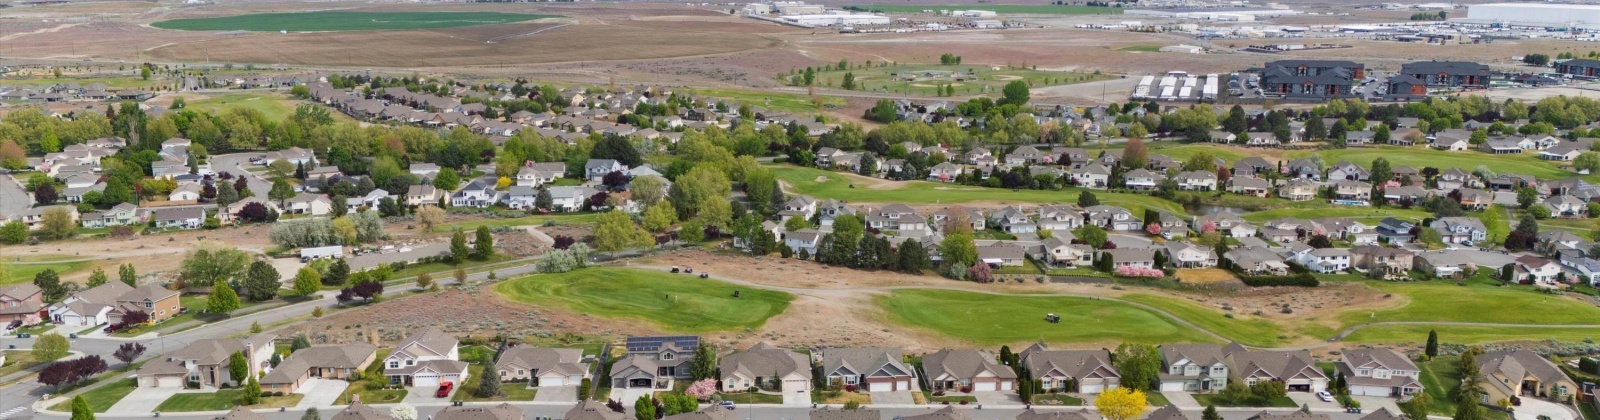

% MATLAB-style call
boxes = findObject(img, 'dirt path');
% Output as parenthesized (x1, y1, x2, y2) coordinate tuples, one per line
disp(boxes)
(0, 23, 84, 42)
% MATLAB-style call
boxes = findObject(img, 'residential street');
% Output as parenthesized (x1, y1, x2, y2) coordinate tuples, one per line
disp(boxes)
(0, 171, 33, 220)
(210, 152, 272, 198)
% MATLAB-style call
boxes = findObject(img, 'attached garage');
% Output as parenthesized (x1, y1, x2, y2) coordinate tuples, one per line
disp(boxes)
(784, 379, 809, 392)
(999, 381, 1012, 391)
(412, 373, 442, 388)
(540, 376, 567, 387)
(869, 381, 892, 392)
(1082, 384, 1105, 394)
(1159, 381, 1187, 392)
(1349, 385, 1389, 397)
(974, 381, 997, 392)
(895, 380, 909, 390)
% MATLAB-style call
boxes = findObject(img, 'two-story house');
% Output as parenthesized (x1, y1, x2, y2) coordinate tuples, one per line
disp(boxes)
(1159, 344, 1229, 392)
(585, 159, 627, 181)
(383, 327, 469, 387)
(406, 185, 445, 207)
(451, 179, 501, 208)
(1042, 236, 1094, 268)
(1297, 248, 1351, 274)
(1018, 344, 1120, 394)
(1037, 205, 1084, 232)
(1514, 255, 1562, 287)
(0, 284, 45, 326)
(111, 284, 182, 324)
(865, 204, 927, 233)
(137, 334, 276, 388)
(1085, 205, 1141, 231)
(610, 336, 698, 391)
(1176, 170, 1218, 191)
(1430, 217, 1487, 244)
(1475, 350, 1577, 403)
(516, 162, 567, 187)
(1335, 348, 1421, 397)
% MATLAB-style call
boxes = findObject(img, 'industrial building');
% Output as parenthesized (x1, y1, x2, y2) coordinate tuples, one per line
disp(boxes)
(780, 13, 891, 26)
(1124, 7, 1301, 21)
(1465, 3, 1600, 27)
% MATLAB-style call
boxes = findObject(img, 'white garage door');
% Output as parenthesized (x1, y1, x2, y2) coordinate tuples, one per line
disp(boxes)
(156, 376, 183, 388)
(1350, 386, 1385, 397)
(544, 376, 566, 387)
(1000, 381, 1012, 390)
(896, 380, 909, 390)
(1081, 384, 1104, 394)
(784, 379, 808, 392)
(975, 382, 997, 392)
(1159, 382, 1185, 392)
(414, 375, 440, 388)
(869, 381, 892, 392)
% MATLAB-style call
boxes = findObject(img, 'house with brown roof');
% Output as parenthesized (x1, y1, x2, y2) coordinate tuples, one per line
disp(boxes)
(1246, 412, 1330, 420)
(1475, 349, 1578, 403)
(1015, 408, 1095, 420)
(262, 344, 378, 394)
(0, 284, 45, 325)
(495, 346, 590, 386)
(435, 403, 522, 420)
(112, 284, 182, 324)
(1335, 348, 1421, 397)
(48, 282, 132, 327)
(1224, 343, 1328, 393)
(719, 343, 812, 394)
(331, 401, 392, 420)
(1018, 343, 1119, 394)
(138, 334, 276, 388)
(899, 406, 969, 420)
(384, 327, 468, 387)
(564, 400, 627, 420)
(819, 347, 916, 392)
(921, 349, 1017, 392)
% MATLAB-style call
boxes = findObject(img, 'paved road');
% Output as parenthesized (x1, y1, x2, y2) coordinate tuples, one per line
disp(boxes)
(210, 152, 272, 199)
(0, 172, 32, 219)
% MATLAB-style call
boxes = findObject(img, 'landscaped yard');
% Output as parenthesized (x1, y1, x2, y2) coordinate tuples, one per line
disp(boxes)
(813, 390, 871, 405)
(453, 364, 539, 401)
(114, 295, 267, 337)
(154, 390, 303, 411)
(0, 350, 53, 378)
(494, 268, 793, 333)
(715, 392, 782, 404)
(1120, 294, 1284, 347)
(922, 391, 977, 404)
(876, 289, 1217, 345)
(1190, 393, 1297, 408)
(1030, 393, 1084, 405)
(339, 348, 408, 404)
(1415, 357, 1509, 420)
(771, 165, 1187, 216)
(50, 378, 137, 412)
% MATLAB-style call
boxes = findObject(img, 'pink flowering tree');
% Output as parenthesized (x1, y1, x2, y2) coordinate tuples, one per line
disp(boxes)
(686, 379, 717, 400)
(1145, 223, 1162, 236)
(1116, 266, 1165, 278)
(1200, 220, 1217, 233)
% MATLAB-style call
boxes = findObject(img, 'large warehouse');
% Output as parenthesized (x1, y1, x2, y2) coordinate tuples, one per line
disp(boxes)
(1466, 3, 1600, 26)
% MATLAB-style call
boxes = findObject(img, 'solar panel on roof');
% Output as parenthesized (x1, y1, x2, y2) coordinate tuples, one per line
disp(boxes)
(625, 336, 700, 351)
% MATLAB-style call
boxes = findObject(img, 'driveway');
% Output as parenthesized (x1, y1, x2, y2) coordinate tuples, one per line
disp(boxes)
(971, 391, 1022, 406)
(611, 387, 656, 406)
(1288, 392, 1338, 411)
(211, 153, 272, 198)
(0, 173, 29, 220)
(402, 385, 451, 404)
(294, 378, 348, 409)
(1160, 391, 1201, 409)
(108, 385, 208, 415)
(1109, 233, 1152, 248)
(1515, 398, 1578, 420)
(868, 391, 914, 405)
(532, 385, 577, 403)
(782, 389, 809, 406)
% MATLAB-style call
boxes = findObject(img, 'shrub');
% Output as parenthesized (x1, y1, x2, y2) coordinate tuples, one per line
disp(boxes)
(844, 384, 858, 392)
(1237, 273, 1319, 287)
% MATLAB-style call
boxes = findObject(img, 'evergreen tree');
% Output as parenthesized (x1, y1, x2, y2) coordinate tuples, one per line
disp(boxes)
(118, 263, 137, 286)
(242, 377, 262, 405)
(474, 226, 495, 260)
(228, 351, 249, 385)
(242, 260, 282, 302)
(70, 396, 93, 420)
(302, 408, 321, 420)
(208, 282, 241, 314)
(87, 268, 108, 288)
(450, 229, 470, 263)
(1425, 330, 1439, 359)
(1202, 405, 1222, 420)
(476, 367, 502, 397)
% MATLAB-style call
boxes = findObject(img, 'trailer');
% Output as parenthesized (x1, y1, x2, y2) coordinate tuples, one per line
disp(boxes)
(301, 245, 344, 262)
(1203, 74, 1220, 101)
(1159, 85, 1176, 99)
(1133, 75, 1155, 98)
(1159, 76, 1178, 89)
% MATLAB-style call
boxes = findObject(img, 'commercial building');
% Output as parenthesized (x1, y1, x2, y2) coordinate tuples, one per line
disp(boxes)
(1259, 60, 1364, 99)
(1466, 3, 1600, 27)
(780, 14, 891, 26)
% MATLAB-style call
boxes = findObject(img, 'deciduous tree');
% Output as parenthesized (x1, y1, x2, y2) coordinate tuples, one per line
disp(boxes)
(1094, 387, 1147, 420)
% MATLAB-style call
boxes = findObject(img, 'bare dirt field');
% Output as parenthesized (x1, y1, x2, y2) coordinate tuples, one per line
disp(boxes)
(281, 287, 658, 346)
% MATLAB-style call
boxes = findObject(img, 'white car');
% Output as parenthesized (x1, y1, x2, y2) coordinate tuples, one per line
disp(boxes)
(1317, 391, 1334, 402)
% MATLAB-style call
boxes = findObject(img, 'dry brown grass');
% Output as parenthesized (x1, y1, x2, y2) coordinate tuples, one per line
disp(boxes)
(1175, 268, 1238, 284)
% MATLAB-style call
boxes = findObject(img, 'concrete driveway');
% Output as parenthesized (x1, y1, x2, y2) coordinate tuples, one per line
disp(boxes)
(1515, 398, 1578, 420)
(108, 385, 208, 415)
(403, 385, 451, 404)
(294, 378, 349, 409)
(611, 387, 656, 406)
(782, 389, 809, 406)
(868, 391, 914, 405)
(1160, 391, 1201, 409)
(971, 391, 1022, 406)
(532, 385, 577, 403)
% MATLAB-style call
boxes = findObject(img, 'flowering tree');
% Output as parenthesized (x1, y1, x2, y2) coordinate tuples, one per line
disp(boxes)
(685, 379, 717, 400)
(1145, 223, 1162, 236)
(1116, 266, 1165, 278)
(1200, 220, 1216, 233)
(968, 263, 993, 283)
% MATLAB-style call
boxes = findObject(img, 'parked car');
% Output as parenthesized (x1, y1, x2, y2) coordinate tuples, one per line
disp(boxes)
(1317, 391, 1334, 402)
(718, 401, 736, 410)
(436, 382, 454, 397)
(4, 320, 20, 331)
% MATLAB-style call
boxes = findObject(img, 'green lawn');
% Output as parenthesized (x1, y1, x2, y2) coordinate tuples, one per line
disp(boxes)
(152, 11, 556, 31)
(155, 390, 303, 411)
(494, 268, 793, 333)
(4, 260, 93, 284)
(1146, 392, 1171, 407)
(687, 88, 845, 114)
(716, 392, 783, 404)
(1482, 205, 1510, 243)
(1241, 207, 1431, 225)
(1031, 393, 1085, 405)
(923, 391, 978, 403)
(1285, 146, 1593, 183)
(431, 212, 602, 233)
(771, 165, 1187, 216)
(50, 378, 137, 413)
(1120, 294, 1284, 347)
(1344, 324, 1600, 345)
(185, 94, 298, 122)
(453, 364, 540, 401)
(876, 289, 1217, 345)
(1336, 273, 1600, 327)
(1145, 143, 1249, 164)
(339, 349, 407, 404)
(1191, 393, 1297, 408)
(851, 4, 1121, 14)
(0, 350, 49, 378)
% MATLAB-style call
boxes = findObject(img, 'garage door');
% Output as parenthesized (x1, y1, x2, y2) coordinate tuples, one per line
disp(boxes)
(896, 380, 909, 390)
(975, 382, 997, 392)
(544, 376, 566, 387)
(869, 381, 892, 392)
(156, 376, 183, 388)
(1081, 384, 1104, 394)
(413, 375, 440, 388)
(784, 379, 808, 393)
(1159, 382, 1185, 392)
(1350, 386, 1384, 397)
(1000, 381, 1012, 391)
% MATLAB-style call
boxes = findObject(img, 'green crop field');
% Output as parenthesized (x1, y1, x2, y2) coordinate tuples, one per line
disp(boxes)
(152, 11, 555, 32)
(1119, 294, 1284, 347)
(851, 4, 1121, 14)
(876, 289, 1217, 345)
(494, 268, 792, 332)
(771, 165, 1187, 216)
(805, 64, 1111, 97)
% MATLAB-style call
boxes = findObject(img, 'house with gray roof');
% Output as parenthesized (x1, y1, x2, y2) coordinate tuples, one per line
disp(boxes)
(564, 400, 627, 420)
(330, 401, 392, 420)
(922, 349, 1016, 392)
(138, 334, 276, 388)
(819, 347, 915, 392)
(262, 344, 378, 394)
(383, 327, 468, 387)
(809, 407, 880, 420)
(611, 336, 699, 390)
(1018, 343, 1119, 394)
(1335, 348, 1421, 397)
(1226, 345, 1328, 393)
(718, 342, 811, 394)
(435, 403, 522, 420)
(1015, 408, 1096, 420)
(1159, 344, 1229, 392)
(978, 241, 1027, 267)
(496, 347, 589, 387)
(1475, 349, 1577, 403)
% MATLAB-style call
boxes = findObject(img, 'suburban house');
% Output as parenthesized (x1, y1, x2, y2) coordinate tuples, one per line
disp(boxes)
(330, 401, 390, 420)
(978, 242, 1027, 267)
(137, 334, 276, 388)
(1224, 344, 1328, 393)
(1042, 236, 1094, 268)
(1228, 176, 1272, 197)
(585, 159, 627, 181)
(1415, 251, 1478, 279)
(1544, 195, 1589, 218)
(1085, 205, 1140, 231)
(1335, 348, 1422, 397)
(565, 400, 628, 420)
(1163, 242, 1218, 268)
(0, 284, 45, 326)
(1159, 344, 1229, 392)
(1430, 217, 1488, 244)
(784, 229, 823, 256)
(1514, 256, 1563, 287)
(865, 204, 927, 232)
(1037, 205, 1085, 231)
(383, 327, 469, 387)
(1349, 246, 1416, 277)
(1018, 344, 1120, 394)
(610, 336, 699, 391)
(1224, 247, 1290, 276)
(1176, 170, 1218, 191)
(111, 284, 183, 324)
(921, 349, 1017, 392)
(81, 203, 144, 228)
(820, 347, 916, 392)
(48, 282, 133, 327)
(495, 346, 590, 386)
(286, 193, 334, 216)
(150, 207, 206, 230)
(1474, 349, 1577, 403)
(1297, 248, 1351, 274)
(435, 404, 522, 420)
(1277, 179, 1317, 202)
(718, 343, 812, 396)
(406, 185, 445, 206)
(262, 344, 379, 394)
(517, 162, 567, 187)
(451, 179, 502, 208)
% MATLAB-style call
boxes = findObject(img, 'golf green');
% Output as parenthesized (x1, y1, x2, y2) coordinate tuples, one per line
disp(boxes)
(493, 268, 792, 333)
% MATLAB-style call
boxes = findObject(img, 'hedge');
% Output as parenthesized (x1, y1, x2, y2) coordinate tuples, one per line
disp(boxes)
(1238, 273, 1320, 287)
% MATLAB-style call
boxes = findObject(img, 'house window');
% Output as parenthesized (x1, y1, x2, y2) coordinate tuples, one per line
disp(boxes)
(518, 370, 525, 375)
(662, 352, 675, 360)
(389, 361, 400, 369)
(843, 376, 858, 385)
(407, 360, 415, 366)
(1358, 369, 1370, 376)
(145, 301, 153, 308)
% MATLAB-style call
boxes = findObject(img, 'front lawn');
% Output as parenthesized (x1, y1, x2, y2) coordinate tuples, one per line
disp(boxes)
(494, 268, 793, 333)
(1190, 393, 1297, 408)
(0, 350, 51, 377)
(339, 348, 408, 404)
(922, 391, 977, 404)
(716, 392, 782, 404)
(1030, 393, 1084, 405)
(813, 390, 871, 405)
(155, 390, 303, 411)
(875, 289, 1216, 345)
(452, 364, 539, 401)
(50, 378, 138, 412)
(1145, 392, 1171, 407)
